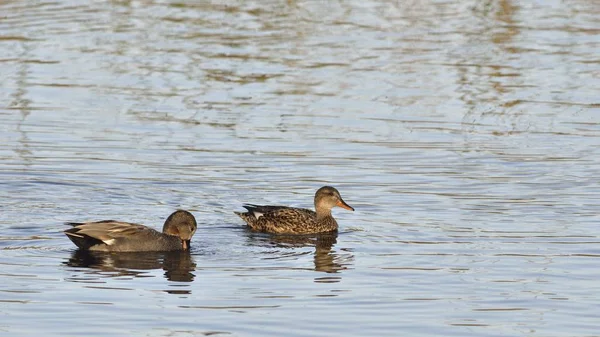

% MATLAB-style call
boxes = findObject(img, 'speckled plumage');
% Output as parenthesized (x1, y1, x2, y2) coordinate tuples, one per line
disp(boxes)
(235, 186, 354, 235)
(64, 210, 197, 252)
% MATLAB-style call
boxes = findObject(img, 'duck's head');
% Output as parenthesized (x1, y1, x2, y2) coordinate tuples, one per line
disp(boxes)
(162, 210, 197, 250)
(314, 186, 354, 212)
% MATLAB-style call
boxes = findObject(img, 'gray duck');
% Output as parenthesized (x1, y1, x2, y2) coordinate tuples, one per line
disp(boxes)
(64, 210, 197, 252)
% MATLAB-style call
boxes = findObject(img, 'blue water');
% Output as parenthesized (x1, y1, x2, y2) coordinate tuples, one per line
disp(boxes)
(1, 0, 599, 336)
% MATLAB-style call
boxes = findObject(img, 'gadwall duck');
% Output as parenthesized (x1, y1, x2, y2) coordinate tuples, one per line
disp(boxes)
(64, 210, 197, 252)
(235, 186, 354, 234)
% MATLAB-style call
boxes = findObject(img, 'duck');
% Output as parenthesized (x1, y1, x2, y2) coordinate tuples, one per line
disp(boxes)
(235, 186, 354, 234)
(64, 210, 197, 252)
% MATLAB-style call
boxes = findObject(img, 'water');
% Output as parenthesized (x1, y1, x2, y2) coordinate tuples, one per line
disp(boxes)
(1, 0, 599, 336)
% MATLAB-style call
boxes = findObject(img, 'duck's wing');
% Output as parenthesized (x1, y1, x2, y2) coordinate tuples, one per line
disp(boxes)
(243, 206, 318, 234)
(64, 221, 153, 249)
(235, 204, 282, 224)
(241, 204, 297, 219)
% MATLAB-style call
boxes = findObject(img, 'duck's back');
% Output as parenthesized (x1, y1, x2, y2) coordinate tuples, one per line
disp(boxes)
(64, 221, 183, 252)
(236, 205, 337, 234)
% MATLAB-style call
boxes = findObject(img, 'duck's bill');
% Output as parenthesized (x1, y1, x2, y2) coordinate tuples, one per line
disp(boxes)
(182, 240, 191, 250)
(336, 199, 355, 211)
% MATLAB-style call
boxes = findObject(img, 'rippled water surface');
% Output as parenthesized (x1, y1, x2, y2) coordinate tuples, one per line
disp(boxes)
(1, 0, 599, 336)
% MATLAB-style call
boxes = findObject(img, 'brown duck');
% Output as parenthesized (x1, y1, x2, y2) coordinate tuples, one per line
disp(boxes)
(64, 210, 197, 252)
(235, 186, 354, 234)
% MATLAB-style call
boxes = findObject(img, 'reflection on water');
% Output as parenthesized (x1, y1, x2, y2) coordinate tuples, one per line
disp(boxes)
(245, 232, 351, 274)
(65, 250, 196, 283)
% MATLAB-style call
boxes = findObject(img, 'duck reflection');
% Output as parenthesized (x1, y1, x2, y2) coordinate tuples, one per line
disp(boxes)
(65, 249, 196, 282)
(247, 232, 353, 273)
